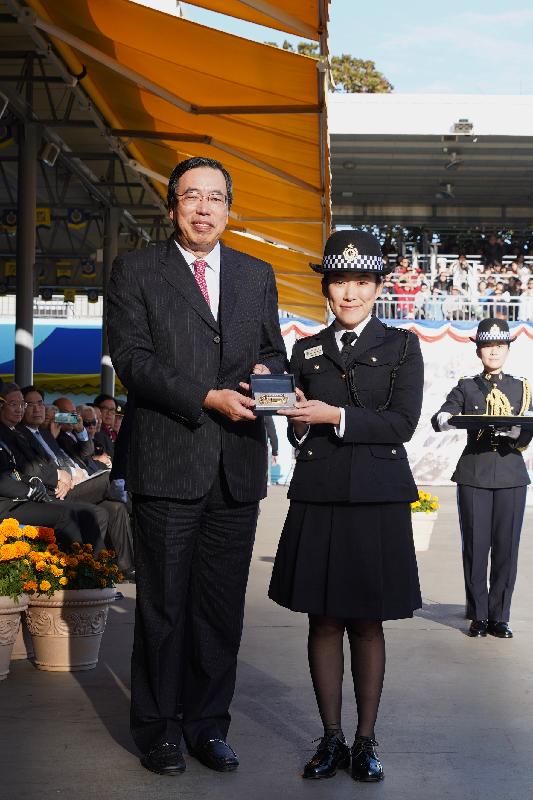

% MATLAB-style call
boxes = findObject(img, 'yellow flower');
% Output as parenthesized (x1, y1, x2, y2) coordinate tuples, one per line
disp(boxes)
(99, 578, 107, 588)
(59, 557, 67, 567)
(39, 580, 51, 592)
(59, 577, 68, 586)
(24, 580, 37, 592)
(50, 564, 64, 577)
(22, 525, 39, 539)
(35, 561, 47, 572)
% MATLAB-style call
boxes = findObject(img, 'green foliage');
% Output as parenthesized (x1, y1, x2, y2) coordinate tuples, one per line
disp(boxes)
(266, 41, 393, 93)
(0, 559, 27, 602)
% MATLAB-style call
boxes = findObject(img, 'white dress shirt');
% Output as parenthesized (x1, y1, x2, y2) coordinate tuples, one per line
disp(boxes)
(295, 314, 372, 444)
(175, 239, 221, 318)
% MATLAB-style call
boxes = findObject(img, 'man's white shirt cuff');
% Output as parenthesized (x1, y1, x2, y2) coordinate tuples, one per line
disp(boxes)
(334, 407, 345, 438)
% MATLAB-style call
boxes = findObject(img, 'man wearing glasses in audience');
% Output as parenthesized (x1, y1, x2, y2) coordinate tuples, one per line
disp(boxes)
(93, 393, 118, 457)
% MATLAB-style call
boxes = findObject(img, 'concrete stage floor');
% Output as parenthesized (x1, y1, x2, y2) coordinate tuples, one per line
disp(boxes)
(2, 485, 533, 800)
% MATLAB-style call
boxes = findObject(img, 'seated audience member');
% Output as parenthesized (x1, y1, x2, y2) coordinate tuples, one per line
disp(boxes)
(482, 233, 504, 265)
(450, 253, 470, 291)
(414, 282, 430, 319)
(78, 405, 112, 469)
(518, 278, 533, 321)
(425, 288, 445, 321)
(0, 384, 105, 550)
(53, 396, 95, 465)
(395, 255, 410, 274)
(433, 270, 450, 293)
(93, 394, 117, 457)
(113, 404, 124, 436)
(442, 286, 467, 320)
(490, 285, 509, 320)
(507, 277, 522, 321)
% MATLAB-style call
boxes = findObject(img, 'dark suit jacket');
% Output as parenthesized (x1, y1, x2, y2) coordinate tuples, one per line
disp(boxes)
(0, 422, 58, 489)
(431, 373, 532, 488)
(56, 430, 94, 464)
(107, 237, 287, 501)
(287, 317, 424, 504)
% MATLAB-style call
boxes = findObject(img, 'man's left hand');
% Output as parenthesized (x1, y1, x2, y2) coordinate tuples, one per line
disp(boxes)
(252, 364, 271, 375)
(278, 399, 341, 427)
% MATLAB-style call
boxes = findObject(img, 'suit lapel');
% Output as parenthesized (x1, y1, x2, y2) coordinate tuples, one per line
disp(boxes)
(159, 237, 219, 332)
(219, 243, 240, 333)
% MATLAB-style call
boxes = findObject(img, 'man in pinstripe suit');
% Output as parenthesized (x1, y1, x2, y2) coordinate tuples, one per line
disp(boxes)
(107, 157, 286, 777)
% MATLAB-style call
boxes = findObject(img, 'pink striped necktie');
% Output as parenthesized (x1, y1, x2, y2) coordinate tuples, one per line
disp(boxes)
(193, 259, 211, 307)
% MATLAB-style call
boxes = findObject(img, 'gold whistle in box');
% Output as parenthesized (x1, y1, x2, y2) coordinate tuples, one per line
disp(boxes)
(257, 393, 288, 406)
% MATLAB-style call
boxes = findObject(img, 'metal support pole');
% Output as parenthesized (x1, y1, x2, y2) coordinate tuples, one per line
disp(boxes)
(15, 122, 37, 387)
(101, 207, 120, 395)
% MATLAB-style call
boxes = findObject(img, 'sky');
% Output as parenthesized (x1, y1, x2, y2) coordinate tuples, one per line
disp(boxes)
(133, 0, 533, 95)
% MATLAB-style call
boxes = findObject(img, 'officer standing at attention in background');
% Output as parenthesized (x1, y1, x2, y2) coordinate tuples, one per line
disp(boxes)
(269, 231, 424, 784)
(432, 318, 532, 639)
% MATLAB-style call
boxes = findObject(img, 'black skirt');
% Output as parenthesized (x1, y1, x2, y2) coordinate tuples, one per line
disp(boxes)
(268, 500, 421, 620)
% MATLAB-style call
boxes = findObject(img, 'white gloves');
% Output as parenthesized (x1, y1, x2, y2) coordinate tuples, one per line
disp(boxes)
(437, 412, 455, 431)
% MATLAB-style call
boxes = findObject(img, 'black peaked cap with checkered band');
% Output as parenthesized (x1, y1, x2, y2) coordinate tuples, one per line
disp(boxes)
(469, 317, 517, 345)
(312, 230, 393, 275)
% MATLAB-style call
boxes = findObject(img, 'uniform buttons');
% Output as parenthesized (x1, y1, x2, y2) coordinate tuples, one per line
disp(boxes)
(391, 449, 397, 454)
(341, 373, 346, 379)
(371, 356, 377, 362)
(474, 405, 479, 410)
(314, 364, 320, 370)
(213, 335, 221, 344)
(307, 450, 313, 456)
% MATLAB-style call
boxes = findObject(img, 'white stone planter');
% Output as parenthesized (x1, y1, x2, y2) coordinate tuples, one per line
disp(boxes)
(11, 611, 34, 661)
(411, 512, 438, 552)
(26, 588, 116, 672)
(0, 594, 29, 680)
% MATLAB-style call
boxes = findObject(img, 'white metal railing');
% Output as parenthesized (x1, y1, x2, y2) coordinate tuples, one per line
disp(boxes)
(375, 294, 532, 322)
(0, 294, 104, 319)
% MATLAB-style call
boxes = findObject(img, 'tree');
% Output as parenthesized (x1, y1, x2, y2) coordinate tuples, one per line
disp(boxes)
(265, 41, 393, 93)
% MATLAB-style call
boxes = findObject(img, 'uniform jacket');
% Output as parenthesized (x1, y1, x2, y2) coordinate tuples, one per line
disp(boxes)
(0, 422, 58, 489)
(288, 316, 424, 504)
(0, 438, 32, 516)
(107, 236, 287, 501)
(431, 372, 532, 488)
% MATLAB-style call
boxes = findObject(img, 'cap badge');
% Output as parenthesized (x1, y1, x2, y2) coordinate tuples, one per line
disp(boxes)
(343, 244, 359, 262)
(489, 323, 500, 337)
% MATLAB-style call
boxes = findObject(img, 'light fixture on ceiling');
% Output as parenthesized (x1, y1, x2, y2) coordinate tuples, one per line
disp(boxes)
(445, 152, 463, 171)
(39, 141, 60, 167)
(342, 161, 356, 169)
(453, 118, 473, 135)
(341, 191, 354, 198)
(435, 183, 455, 201)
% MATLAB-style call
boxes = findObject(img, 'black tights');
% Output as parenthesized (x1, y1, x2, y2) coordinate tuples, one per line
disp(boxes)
(307, 615, 385, 740)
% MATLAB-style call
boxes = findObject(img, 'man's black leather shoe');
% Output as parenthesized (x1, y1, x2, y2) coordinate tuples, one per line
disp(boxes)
(140, 742, 186, 776)
(488, 620, 513, 638)
(351, 736, 383, 782)
(468, 619, 488, 637)
(302, 734, 350, 779)
(191, 739, 239, 772)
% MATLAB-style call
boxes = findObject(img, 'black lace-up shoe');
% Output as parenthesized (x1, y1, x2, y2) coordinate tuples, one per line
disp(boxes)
(302, 734, 350, 779)
(350, 736, 383, 782)
(469, 619, 488, 637)
(140, 742, 186, 775)
(487, 620, 513, 638)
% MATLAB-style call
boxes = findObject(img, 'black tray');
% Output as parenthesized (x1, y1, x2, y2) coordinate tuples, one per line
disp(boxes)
(249, 373, 296, 415)
(450, 415, 533, 430)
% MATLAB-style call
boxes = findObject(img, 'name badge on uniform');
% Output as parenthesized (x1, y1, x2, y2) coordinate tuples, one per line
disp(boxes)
(304, 345, 323, 359)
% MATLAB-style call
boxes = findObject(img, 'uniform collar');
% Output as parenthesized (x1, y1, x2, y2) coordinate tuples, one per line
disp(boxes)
(483, 371, 503, 382)
(333, 314, 372, 349)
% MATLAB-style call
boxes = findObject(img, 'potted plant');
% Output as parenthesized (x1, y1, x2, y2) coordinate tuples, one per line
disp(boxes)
(0, 518, 34, 679)
(24, 530, 122, 672)
(411, 490, 440, 552)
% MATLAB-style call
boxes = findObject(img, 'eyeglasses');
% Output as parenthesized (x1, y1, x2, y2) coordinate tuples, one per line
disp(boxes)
(83, 419, 98, 427)
(176, 190, 228, 208)
(26, 400, 45, 408)
(5, 401, 27, 410)
(99, 405, 116, 414)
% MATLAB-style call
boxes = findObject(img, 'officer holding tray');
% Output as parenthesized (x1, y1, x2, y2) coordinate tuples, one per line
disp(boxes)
(432, 317, 533, 639)
(268, 230, 424, 784)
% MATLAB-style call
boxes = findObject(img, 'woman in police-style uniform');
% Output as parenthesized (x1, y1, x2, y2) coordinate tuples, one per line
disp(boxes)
(432, 317, 532, 639)
(269, 231, 424, 783)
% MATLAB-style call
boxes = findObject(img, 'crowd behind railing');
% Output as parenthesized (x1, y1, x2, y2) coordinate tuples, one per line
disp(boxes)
(376, 241, 533, 322)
